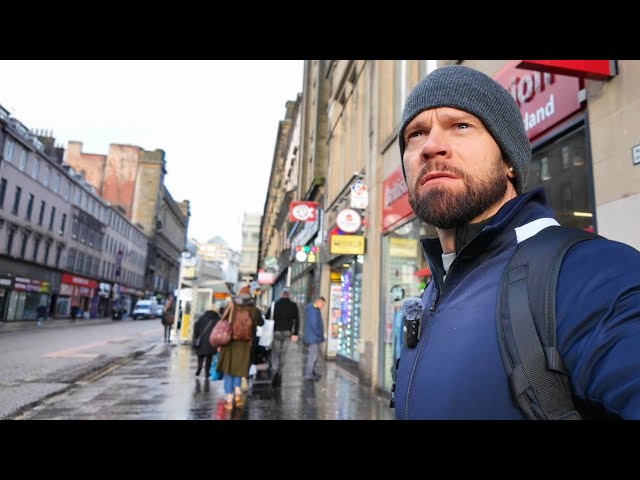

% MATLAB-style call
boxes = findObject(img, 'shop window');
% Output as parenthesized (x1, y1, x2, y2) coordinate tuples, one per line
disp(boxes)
(529, 126, 594, 231)
(540, 157, 551, 181)
(561, 146, 571, 170)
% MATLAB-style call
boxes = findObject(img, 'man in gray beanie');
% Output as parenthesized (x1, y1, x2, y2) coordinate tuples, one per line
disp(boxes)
(392, 64, 640, 420)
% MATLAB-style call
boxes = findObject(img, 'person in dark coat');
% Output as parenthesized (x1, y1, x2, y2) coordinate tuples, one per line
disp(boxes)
(192, 308, 221, 377)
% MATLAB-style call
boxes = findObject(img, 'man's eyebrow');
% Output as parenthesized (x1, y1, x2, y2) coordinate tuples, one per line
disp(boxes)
(437, 110, 477, 122)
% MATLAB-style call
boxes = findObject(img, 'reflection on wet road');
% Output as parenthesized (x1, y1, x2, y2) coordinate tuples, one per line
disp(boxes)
(24, 340, 395, 420)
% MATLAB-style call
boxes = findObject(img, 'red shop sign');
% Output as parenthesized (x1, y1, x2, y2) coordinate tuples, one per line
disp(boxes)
(382, 165, 414, 232)
(494, 61, 583, 141)
(517, 60, 617, 81)
(62, 273, 98, 289)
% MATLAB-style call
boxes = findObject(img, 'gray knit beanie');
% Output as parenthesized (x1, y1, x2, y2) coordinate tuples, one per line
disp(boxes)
(399, 65, 531, 194)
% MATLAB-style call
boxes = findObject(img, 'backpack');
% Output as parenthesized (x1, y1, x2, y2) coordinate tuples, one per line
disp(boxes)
(497, 225, 599, 420)
(232, 308, 253, 342)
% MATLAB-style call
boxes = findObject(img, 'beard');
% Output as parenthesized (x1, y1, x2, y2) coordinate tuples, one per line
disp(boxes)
(407, 159, 507, 229)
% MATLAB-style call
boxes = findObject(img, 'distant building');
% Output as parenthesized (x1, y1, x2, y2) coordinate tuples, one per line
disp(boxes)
(64, 141, 189, 299)
(195, 236, 239, 292)
(238, 213, 261, 284)
(0, 107, 148, 322)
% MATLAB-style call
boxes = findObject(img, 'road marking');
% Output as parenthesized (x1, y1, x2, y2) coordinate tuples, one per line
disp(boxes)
(44, 336, 131, 358)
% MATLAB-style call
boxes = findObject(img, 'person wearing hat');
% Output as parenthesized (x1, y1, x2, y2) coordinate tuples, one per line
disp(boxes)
(393, 65, 640, 420)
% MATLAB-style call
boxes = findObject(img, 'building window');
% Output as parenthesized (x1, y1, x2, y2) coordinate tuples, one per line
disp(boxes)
(19, 232, 28, 258)
(42, 165, 51, 187)
(38, 201, 45, 226)
(53, 173, 60, 194)
(394, 60, 408, 127)
(19, 150, 28, 171)
(26, 194, 34, 221)
(418, 60, 438, 79)
(55, 244, 63, 268)
(32, 158, 40, 180)
(32, 237, 41, 262)
(12, 186, 22, 215)
(43, 240, 51, 265)
(76, 252, 85, 272)
(60, 213, 67, 235)
(86, 256, 93, 275)
(67, 249, 76, 270)
(63, 182, 70, 202)
(6, 227, 16, 255)
(72, 217, 79, 239)
(80, 223, 87, 243)
(3, 139, 15, 162)
(49, 206, 56, 231)
(0, 178, 8, 209)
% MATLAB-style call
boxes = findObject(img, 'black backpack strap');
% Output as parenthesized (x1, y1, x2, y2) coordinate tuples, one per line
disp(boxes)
(497, 225, 598, 419)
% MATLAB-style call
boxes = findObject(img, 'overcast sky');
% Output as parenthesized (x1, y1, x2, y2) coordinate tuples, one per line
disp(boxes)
(0, 60, 304, 251)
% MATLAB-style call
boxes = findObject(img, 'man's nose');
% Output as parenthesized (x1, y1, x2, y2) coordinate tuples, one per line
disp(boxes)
(420, 128, 452, 161)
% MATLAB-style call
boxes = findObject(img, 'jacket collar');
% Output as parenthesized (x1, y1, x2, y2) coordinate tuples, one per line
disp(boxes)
(420, 187, 554, 274)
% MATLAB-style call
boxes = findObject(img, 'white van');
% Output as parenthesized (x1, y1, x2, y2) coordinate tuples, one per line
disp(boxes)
(132, 298, 158, 320)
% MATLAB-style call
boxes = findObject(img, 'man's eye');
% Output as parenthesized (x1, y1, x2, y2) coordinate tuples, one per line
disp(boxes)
(408, 131, 424, 139)
(456, 123, 470, 129)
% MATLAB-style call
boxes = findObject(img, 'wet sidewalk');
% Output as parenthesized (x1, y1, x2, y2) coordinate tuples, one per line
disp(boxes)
(23, 337, 395, 420)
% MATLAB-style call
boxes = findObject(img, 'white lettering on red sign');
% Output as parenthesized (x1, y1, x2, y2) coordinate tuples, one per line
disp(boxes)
(384, 178, 408, 208)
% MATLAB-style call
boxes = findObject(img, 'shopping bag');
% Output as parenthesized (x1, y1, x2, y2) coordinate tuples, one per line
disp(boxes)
(210, 352, 223, 381)
(258, 318, 274, 348)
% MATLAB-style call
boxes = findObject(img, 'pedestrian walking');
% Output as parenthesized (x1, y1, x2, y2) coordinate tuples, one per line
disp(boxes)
(265, 289, 299, 387)
(303, 296, 326, 382)
(192, 308, 220, 377)
(36, 304, 47, 326)
(216, 292, 263, 410)
(161, 294, 175, 343)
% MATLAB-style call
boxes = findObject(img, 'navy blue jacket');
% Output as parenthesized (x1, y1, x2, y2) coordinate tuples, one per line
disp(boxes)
(394, 188, 640, 419)
(304, 303, 325, 345)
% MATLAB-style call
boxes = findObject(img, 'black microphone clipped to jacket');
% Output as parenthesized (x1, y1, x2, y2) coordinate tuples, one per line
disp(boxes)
(402, 297, 424, 349)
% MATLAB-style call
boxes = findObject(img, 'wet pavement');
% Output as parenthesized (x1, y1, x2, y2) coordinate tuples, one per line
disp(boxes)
(20, 337, 395, 420)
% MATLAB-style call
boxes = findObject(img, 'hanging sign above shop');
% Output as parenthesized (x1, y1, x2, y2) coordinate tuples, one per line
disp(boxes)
(294, 245, 319, 263)
(336, 208, 362, 233)
(257, 271, 275, 285)
(289, 201, 319, 222)
(517, 60, 617, 80)
(330, 235, 365, 255)
(350, 181, 369, 209)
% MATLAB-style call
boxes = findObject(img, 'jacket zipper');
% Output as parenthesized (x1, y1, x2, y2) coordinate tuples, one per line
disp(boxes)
(402, 253, 466, 419)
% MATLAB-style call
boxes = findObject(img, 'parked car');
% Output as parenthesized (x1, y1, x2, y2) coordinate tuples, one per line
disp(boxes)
(155, 304, 164, 317)
(132, 299, 158, 320)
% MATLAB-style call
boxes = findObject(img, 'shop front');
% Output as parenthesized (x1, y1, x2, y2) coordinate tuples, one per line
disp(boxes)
(379, 166, 435, 393)
(60, 273, 98, 319)
(5, 277, 50, 322)
(0, 275, 11, 322)
(97, 283, 112, 317)
(327, 226, 366, 369)
(116, 285, 144, 319)
(494, 62, 595, 230)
